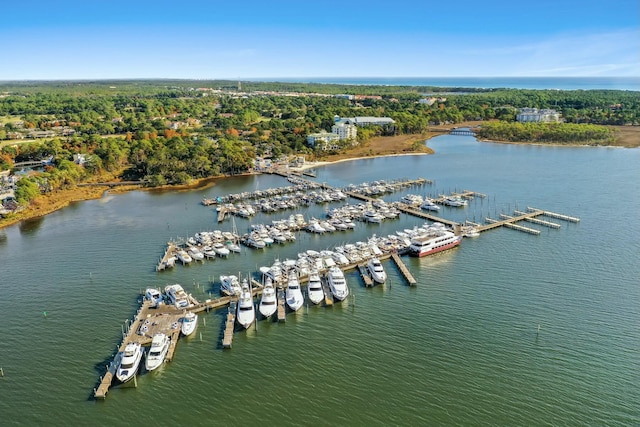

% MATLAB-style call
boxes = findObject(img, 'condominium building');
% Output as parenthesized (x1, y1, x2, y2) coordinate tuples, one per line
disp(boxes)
(516, 108, 561, 122)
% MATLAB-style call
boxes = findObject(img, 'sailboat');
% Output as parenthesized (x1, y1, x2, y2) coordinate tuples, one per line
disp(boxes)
(226, 216, 242, 253)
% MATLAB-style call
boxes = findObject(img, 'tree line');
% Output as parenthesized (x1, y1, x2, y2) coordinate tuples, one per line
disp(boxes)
(1, 80, 638, 207)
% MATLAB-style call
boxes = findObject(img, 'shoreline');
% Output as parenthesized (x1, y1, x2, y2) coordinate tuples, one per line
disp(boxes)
(2, 122, 636, 231)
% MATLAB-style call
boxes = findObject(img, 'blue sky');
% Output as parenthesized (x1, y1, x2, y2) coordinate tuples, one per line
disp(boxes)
(2, 0, 638, 79)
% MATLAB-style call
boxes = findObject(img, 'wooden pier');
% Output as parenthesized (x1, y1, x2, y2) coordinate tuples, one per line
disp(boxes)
(391, 252, 417, 285)
(528, 207, 580, 223)
(322, 279, 334, 306)
(156, 242, 178, 271)
(358, 264, 374, 287)
(217, 207, 230, 222)
(513, 210, 562, 228)
(166, 330, 181, 361)
(395, 205, 460, 228)
(221, 301, 237, 349)
(494, 215, 541, 235)
(277, 288, 286, 322)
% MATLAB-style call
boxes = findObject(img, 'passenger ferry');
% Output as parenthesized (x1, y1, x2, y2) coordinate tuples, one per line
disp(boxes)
(409, 230, 462, 257)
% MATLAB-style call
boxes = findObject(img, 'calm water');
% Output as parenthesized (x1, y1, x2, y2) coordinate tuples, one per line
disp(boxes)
(253, 76, 640, 91)
(1, 135, 639, 426)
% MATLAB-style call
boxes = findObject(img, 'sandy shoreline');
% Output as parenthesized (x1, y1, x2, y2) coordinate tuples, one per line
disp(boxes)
(290, 151, 431, 173)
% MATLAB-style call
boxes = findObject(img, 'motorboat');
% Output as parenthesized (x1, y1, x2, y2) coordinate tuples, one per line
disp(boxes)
(307, 270, 324, 304)
(285, 272, 304, 311)
(306, 221, 326, 234)
(236, 280, 255, 329)
(145, 288, 163, 308)
(409, 230, 462, 257)
(181, 311, 198, 337)
(164, 284, 189, 308)
(367, 257, 387, 284)
(187, 246, 204, 261)
(245, 234, 266, 249)
(116, 342, 143, 383)
(213, 242, 230, 257)
(363, 211, 384, 223)
(442, 196, 468, 207)
(176, 250, 192, 264)
(327, 266, 349, 301)
(220, 275, 242, 296)
(226, 241, 242, 253)
(145, 333, 170, 371)
(202, 246, 218, 258)
(259, 278, 277, 318)
(420, 199, 441, 211)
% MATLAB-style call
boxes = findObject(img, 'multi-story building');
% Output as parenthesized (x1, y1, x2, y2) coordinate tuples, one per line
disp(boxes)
(331, 122, 357, 141)
(516, 108, 561, 122)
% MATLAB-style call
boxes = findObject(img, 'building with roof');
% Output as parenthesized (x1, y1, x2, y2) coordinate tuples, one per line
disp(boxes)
(516, 108, 561, 123)
(307, 132, 340, 150)
(331, 122, 357, 141)
(334, 115, 395, 127)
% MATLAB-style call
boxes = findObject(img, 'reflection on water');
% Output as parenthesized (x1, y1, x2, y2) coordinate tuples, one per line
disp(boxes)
(18, 216, 45, 234)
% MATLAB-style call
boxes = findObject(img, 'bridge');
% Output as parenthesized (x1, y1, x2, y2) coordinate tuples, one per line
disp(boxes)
(449, 129, 476, 136)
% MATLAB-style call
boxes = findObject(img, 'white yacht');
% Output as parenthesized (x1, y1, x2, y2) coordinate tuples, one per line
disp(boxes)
(307, 221, 326, 234)
(327, 266, 349, 301)
(307, 270, 324, 304)
(145, 288, 163, 308)
(259, 278, 277, 318)
(420, 199, 441, 211)
(363, 211, 384, 223)
(145, 333, 170, 371)
(187, 246, 204, 261)
(176, 250, 192, 264)
(225, 241, 242, 253)
(202, 246, 218, 259)
(164, 284, 189, 309)
(213, 242, 230, 257)
(220, 275, 242, 296)
(285, 272, 304, 311)
(236, 280, 255, 329)
(116, 342, 143, 383)
(367, 257, 387, 284)
(442, 196, 468, 207)
(181, 312, 198, 337)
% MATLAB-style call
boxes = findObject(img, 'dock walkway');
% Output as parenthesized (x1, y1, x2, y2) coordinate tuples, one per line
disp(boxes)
(391, 252, 417, 285)
(222, 301, 237, 349)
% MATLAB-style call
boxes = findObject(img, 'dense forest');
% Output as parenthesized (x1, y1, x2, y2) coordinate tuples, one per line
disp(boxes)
(476, 122, 615, 145)
(1, 80, 638, 207)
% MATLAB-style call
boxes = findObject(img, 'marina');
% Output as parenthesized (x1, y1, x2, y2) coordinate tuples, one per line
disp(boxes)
(96, 169, 582, 400)
(1, 82, 637, 426)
